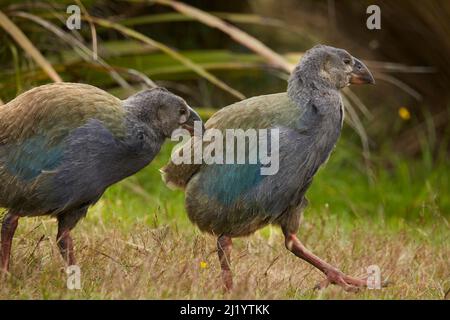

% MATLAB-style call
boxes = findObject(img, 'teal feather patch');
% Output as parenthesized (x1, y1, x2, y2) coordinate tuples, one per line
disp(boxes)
(202, 163, 265, 206)
(5, 135, 64, 181)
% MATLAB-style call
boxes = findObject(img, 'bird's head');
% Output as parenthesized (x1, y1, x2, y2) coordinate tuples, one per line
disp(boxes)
(124, 87, 203, 139)
(289, 45, 375, 91)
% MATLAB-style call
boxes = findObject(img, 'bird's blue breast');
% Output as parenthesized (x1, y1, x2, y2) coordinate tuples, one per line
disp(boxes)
(5, 135, 64, 181)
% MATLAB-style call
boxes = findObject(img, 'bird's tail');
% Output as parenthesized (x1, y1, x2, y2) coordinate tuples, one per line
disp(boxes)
(159, 160, 200, 191)
(160, 136, 204, 190)
(159, 165, 184, 190)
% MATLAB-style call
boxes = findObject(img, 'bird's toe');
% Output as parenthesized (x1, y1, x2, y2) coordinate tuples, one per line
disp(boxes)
(314, 269, 368, 292)
(342, 275, 368, 288)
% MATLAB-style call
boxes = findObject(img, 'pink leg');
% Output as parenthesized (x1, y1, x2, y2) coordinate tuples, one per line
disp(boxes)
(56, 229, 76, 266)
(283, 230, 367, 291)
(217, 235, 233, 291)
(1, 213, 19, 273)
(56, 209, 86, 266)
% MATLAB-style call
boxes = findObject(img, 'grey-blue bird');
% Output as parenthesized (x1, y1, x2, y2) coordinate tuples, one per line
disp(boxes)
(0, 83, 202, 272)
(162, 45, 375, 291)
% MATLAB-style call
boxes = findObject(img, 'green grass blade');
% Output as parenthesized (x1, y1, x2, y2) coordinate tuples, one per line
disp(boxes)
(151, 0, 295, 72)
(90, 16, 245, 100)
(0, 10, 62, 82)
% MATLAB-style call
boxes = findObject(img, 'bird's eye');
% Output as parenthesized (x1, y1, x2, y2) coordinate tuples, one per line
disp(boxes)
(343, 58, 352, 65)
(180, 108, 186, 115)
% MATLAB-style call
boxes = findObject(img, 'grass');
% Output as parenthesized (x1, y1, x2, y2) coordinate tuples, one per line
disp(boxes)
(0, 136, 449, 300)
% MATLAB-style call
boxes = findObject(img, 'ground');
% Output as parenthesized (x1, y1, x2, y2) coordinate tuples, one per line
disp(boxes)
(0, 139, 449, 299)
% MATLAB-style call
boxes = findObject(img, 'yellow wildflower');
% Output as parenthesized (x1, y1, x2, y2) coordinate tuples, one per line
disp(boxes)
(398, 107, 411, 120)
(200, 261, 208, 269)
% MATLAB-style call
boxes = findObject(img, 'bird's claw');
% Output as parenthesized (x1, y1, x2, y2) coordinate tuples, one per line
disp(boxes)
(314, 269, 367, 293)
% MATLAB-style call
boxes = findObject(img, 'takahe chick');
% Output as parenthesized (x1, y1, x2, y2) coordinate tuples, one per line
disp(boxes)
(161, 45, 375, 291)
(0, 82, 202, 271)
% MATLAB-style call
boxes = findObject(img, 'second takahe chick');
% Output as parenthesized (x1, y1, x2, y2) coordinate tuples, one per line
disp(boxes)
(0, 82, 202, 272)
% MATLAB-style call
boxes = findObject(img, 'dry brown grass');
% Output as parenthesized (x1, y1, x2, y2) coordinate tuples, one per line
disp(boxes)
(1, 205, 448, 300)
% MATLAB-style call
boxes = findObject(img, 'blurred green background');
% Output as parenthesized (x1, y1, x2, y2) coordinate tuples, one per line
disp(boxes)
(0, 0, 449, 223)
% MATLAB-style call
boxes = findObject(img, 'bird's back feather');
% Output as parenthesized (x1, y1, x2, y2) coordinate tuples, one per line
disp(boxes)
(0, 83, 125, 145)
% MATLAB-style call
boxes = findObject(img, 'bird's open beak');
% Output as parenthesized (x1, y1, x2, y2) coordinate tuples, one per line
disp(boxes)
(349, 58, 375, 85)
(182, 107, 205, 136)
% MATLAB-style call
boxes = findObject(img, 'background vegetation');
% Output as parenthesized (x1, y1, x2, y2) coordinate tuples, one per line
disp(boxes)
(0, 0, 448, 299)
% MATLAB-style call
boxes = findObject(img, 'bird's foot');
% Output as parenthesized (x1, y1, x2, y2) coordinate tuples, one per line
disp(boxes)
(314, 269, 367, 293)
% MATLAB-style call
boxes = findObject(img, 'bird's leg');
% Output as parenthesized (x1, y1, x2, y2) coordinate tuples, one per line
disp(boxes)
(56, 208, 87, 267)
(217, 235, 233, 291)
(1, 213, 19, 273)
(283, 230, 367, 292)
(56, 227, 76, 266)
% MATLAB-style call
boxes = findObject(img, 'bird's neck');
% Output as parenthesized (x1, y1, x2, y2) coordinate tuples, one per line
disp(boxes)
(288, 75, 344, 155)
(288, 70, 341, 108)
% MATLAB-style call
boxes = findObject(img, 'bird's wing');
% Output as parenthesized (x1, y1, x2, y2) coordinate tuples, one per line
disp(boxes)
(161, 92, 304, 189)
(0, 83, 126, 183)
(205, 93, 302, 130)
